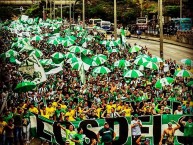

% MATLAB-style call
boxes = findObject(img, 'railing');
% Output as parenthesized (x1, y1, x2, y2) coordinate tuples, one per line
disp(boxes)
(0, 0, 76, 5)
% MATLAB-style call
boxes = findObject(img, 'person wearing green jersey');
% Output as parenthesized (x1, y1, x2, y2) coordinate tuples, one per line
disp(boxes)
(58, 123, 76, 145)
(97, 122, 116, 145)
(180, 116, 193, 145)
(71, 127, 85, 145)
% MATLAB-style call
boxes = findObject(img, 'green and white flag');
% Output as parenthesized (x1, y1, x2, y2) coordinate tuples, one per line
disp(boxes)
(19, 54, 46, 84)
(79, 64, 86, 85)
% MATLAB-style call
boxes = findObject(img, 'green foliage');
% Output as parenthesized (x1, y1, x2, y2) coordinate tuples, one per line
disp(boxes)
(164, 5, 180, 17)
(24, 4, 42, 18)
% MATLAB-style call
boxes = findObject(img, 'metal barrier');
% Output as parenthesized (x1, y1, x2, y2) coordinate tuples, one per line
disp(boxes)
(0, 0, 75, 5)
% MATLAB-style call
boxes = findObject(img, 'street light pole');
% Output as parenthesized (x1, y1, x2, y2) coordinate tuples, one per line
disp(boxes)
(180, 0, 182, 18)
(114, 0, 117, 40)
(54, 0, 55, 19)
(70, 0, 72, 23)
(50, 0, 52, 19)
(159, 0, 163, 59)
(46, 0, 47, 10)
(73, 4, 75, 23)
(82, 0, 85, 28)
(61, 0, 62, 19)
(140, 0, 143, 17)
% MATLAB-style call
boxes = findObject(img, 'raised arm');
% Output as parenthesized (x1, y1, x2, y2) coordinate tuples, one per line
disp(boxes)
(57, 123, 66, 131)
(171, 120, 181, 131)
(180, 116, 186, 126)
(159, 129, 166, 145)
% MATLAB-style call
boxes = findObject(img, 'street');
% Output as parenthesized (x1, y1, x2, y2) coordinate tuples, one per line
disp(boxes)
(128, 38, 193, 64)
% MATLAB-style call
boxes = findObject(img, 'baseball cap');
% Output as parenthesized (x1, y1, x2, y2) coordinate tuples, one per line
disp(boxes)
(145, 138, 150, 143)
(168, 122, 172, 126)
(104, 122, 109, 125)
(134, 114, 138, 118)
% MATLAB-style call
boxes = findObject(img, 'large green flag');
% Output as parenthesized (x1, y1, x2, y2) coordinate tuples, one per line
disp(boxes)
(81, 53, 94, 66)
(18, 54, 47, 84)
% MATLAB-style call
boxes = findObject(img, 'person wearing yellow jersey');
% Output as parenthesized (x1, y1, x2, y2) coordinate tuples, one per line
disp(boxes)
(40, 106, 50, 119)
(122, 103, 133, 117)
(65, 107, 75, 122)
(46, 103, 55, 118)
(110, 83, 117, 94)
(115, 101, 122, 114)
(60, 101, 67, 110)
(52, 101, 58, 109)
(96, 105, 102, 118)
(0, 116, 7, 145)
(29, 104, 39, 114)
(106, 100, 114, 114)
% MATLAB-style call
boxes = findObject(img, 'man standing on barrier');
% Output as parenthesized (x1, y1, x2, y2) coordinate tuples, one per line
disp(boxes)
(159, 120, 180, 145)
(131, 114, 143, 145)
(180, 116, 193, 145)
(97, 122, 116, 145)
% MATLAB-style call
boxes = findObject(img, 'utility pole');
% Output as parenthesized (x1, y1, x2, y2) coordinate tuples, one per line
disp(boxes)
(82, 0, 85, 28)
(46, 0, 47, 10)
(140, 0, 143, 17)
(61, 0, 62, 19)
(114, 0, 117, 40)
(54, 0, 55, 19)
(50, 0, 52, 19)
(180, 0, 182, 18)
(73, 4, 75, 23)
(70, 0, 72, 24)
(159, 0, 163, 59)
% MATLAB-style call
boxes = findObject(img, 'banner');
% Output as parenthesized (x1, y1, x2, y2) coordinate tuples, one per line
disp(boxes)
(19, 54, 46, 84)
(29, 114, 193, 145)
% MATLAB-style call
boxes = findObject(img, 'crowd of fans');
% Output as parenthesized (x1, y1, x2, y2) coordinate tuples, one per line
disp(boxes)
(0, 18, 193, 145)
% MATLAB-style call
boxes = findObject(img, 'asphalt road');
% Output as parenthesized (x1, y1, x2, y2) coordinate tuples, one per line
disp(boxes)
(127, 38, 193, 64)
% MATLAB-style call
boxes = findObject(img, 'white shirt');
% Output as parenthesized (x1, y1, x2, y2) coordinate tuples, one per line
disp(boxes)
(131, 119, 142, 136)
(174, 110, 183, 115)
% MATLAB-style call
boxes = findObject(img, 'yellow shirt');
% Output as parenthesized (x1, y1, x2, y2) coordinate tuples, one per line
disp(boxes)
(52, 102, 58, 108)
(29, 107, 39, 114)
(110, 86, 117, 93)
(46, 107, 55, 117)
(106, 104, 113, 114)
(116, 105, 122, 113)
(0, 121, 7, 134)
(96, 108, 102, 118)
(40, 110, 50, 119)
(60, 104, 67, 110)
(123, 108, 132, 117)
(183, 101, 193, 107)
(22, 104, 27, 109)
(65, 111, 75, 121)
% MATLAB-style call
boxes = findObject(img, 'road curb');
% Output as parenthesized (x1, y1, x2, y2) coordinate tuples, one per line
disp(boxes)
(131, 36, 193, 49)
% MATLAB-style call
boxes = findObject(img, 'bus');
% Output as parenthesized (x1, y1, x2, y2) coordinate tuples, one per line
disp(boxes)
(89, 18, 102, 26)
(96, 21, 111, 31)
(136, 17, 148, 31)
(172, 18, 192, 31)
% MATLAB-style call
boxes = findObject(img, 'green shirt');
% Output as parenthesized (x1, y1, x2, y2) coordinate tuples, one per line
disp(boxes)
(99, 128, 114, 143)
(168, 96, 176, 102)
(184, 122, 193, 137)
(3, 113, 13, 123)
(73, 133, 85, 145)
(66, 129, 76, 145)
(55, 109, 65, 118)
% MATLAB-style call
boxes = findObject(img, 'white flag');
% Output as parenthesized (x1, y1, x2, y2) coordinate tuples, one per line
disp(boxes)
(79, 64, 86, 85)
